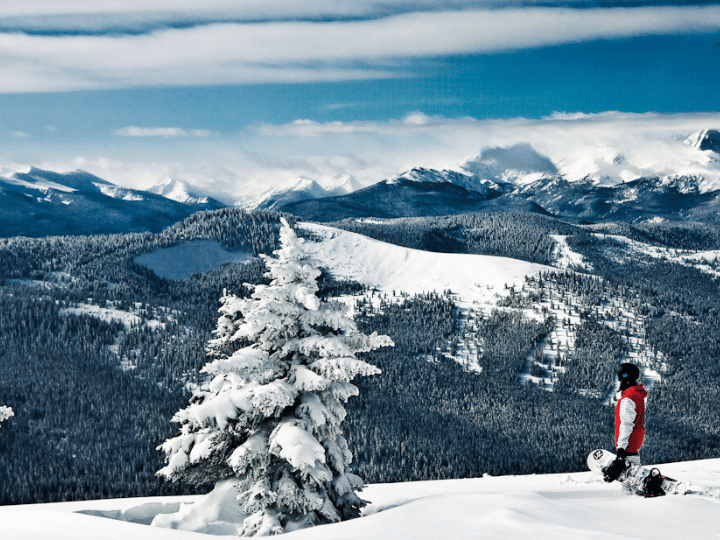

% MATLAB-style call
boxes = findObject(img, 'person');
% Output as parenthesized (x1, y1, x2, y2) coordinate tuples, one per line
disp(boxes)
(603, 362, 647, 483)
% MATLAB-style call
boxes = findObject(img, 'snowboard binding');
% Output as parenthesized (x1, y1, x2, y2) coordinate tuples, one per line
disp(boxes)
(587, 449, 686, 497)
(642, 468, 666, 498)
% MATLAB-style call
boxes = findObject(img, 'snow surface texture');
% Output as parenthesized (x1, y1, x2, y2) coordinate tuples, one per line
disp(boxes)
(2, 458, 720, 540)
(134, 240, 254, 281)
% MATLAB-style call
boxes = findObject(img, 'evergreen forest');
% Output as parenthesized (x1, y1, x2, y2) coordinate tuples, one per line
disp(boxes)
(1, 208, 720, 505)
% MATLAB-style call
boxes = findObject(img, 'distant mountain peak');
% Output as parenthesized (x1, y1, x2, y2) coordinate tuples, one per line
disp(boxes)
(9, 167, 113, 192)
(236, 175, 362, 211)
(323, 174, 362, 196)
(684, 129, 720, 153)
(460, 143, 559, 186)
(386, 166, 505, 197)
(147, 177, 216, 206)
(0, 167, 224, 237)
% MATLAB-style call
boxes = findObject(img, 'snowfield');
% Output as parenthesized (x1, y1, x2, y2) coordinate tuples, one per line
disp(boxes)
(299, 222, 553, 309)
(2, 458, 719, 540)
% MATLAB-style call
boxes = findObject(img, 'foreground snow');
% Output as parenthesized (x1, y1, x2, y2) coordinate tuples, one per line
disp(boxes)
(2, 458, 719, 540)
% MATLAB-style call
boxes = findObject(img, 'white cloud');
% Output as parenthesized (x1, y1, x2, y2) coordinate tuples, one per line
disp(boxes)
(113, 126, 212, 137)
(253, 111, 720, 188)
(257, 112, 486, 136)
(8, 111, 720, 203)
(0, 2, 611, 21)
(1, 6, 719, 92)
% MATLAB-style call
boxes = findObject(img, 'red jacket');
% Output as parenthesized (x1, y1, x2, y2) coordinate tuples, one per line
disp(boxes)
(615, 384, 647, 453)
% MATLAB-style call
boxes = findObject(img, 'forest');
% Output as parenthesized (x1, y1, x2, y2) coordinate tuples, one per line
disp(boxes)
(1, 208, 720, 504)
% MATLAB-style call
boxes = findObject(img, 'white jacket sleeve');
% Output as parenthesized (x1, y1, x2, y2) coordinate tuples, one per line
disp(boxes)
(616, 397, 636, 450)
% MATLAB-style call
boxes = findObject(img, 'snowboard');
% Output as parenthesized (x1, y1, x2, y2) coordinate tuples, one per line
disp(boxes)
(587, 449, 686, 497)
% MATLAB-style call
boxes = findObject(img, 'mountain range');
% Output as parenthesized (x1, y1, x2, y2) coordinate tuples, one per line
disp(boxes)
(0, 168, 224, 237)
(235, 175, 362, 211)
(284, 129, 720, 224)
(3, 129, 720, 237)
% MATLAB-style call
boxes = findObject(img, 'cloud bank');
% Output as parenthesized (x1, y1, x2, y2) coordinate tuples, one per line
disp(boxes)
(256, 111, 720, 185)
(11, 111, 720, 204)
(1, 5, 719, 92)
(113, 126, 212, 137)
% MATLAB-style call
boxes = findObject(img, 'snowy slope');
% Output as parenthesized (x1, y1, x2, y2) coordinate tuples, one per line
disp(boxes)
(2, 458, 719, 540)
(299, 222, 551, 310)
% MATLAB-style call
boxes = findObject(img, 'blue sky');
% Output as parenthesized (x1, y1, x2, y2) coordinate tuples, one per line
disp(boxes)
(1, 1, 720, 202)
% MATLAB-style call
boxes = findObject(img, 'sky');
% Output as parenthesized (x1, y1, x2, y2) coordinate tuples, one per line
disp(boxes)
(1, 1, 720, 203)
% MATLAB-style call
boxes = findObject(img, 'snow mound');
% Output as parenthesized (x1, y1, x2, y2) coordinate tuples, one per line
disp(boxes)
(151, 479, 244, 535)
(2, 458, 720, 540)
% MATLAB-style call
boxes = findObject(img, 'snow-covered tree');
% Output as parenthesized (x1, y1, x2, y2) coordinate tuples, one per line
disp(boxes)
(0, 406, 13, 428)
(158, 218, 393, 536)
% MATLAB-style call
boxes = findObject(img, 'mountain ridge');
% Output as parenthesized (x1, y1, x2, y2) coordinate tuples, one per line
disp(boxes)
(0, 167, 225, 237)
(235, 175, 363, 211)
(281, 130, 720, 224)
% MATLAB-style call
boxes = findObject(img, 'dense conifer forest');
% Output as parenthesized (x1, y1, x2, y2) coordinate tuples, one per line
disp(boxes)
(1, 208, 720, 504)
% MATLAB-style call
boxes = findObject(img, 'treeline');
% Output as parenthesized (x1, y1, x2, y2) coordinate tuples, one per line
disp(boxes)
(329, 212, 578, 265)
(0, 209, 290, 282)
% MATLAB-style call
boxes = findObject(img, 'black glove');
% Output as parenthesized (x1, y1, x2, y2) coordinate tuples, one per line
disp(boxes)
(616, 448, 629, 459)
(603, 457, 627, 483)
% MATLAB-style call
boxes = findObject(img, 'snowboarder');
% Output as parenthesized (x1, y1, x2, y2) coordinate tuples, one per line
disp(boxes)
(603, 362, 647, 483)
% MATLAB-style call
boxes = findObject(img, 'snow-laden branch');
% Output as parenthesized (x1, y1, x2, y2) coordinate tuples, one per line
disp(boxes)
(0, 406, 14, 428)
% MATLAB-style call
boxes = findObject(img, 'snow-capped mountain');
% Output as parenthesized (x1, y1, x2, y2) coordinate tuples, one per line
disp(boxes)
(0, 167, 225, 237)
(322, 174, 363, 196)
(281, 166, 546, 222)
(685, 128, 720, 154)
(282, 130, 720, 223)
(388, 167, 507, 196)
(459, 142, 559, 186)
(236, 175, 362, 211)
(147, 178, 224, 209)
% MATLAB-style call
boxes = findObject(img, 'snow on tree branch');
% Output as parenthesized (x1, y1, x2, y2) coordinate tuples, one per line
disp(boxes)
(0, 406, 13, 427)
(157, 218, 393, 536)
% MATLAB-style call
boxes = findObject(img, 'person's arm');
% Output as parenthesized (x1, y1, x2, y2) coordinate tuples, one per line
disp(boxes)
(616, 397, 637, 451)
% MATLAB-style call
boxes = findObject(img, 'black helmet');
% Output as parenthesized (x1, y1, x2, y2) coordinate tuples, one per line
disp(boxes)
(617, 363, 640, 387)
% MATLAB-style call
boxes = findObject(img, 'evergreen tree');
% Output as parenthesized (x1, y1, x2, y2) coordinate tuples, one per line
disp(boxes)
(0, 406, 12, 428)
(157, 218, 393, 536)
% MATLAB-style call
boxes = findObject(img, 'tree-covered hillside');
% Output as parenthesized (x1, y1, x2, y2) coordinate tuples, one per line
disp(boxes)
(1, 208, 720, 505)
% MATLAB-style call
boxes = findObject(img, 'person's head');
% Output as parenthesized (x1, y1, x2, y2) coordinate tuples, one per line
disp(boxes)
(617, 363, 641, 390)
